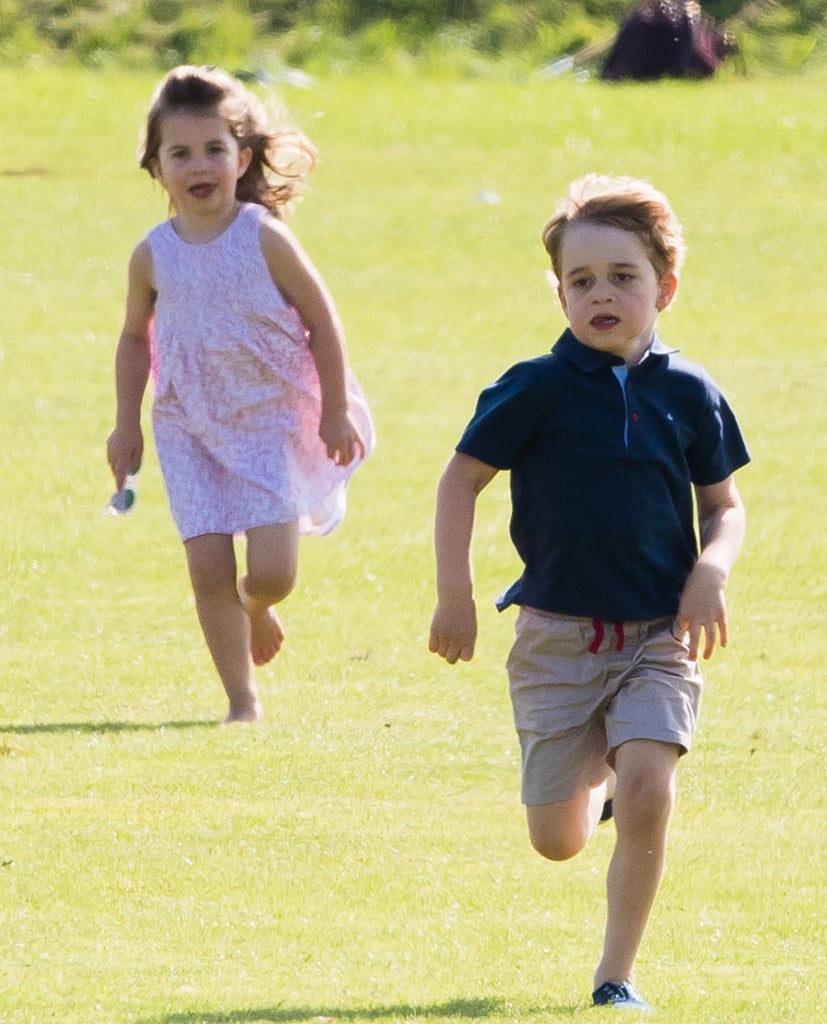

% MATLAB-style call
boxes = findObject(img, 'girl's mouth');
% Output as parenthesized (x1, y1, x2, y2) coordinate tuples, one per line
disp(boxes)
(189, 183, 215, 199)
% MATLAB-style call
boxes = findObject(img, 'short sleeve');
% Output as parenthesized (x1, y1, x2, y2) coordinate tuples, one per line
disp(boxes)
(456, 360, 548, 469)
(687, 380, 751, 485)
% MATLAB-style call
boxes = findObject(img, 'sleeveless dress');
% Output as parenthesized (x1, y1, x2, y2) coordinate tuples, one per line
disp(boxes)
(147, 202, 375, 541)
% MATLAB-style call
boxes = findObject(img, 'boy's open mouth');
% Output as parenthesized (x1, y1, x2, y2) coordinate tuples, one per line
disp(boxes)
(590, 315, 620, 329)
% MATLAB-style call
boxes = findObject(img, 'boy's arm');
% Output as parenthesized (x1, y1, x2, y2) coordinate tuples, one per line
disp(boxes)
(429, 452, 499, 664)
(107, 241, 155, 491)
(677, 475, 746, 661)
(260, 218, 365, 466)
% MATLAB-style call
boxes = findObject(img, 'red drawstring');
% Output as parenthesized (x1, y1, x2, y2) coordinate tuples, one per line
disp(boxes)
(589, 618, 604, 653)
(590, 619, 625, 653)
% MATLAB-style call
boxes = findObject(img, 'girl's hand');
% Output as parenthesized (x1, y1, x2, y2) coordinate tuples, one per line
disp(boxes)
(319, 409, 366, 466)
(429, 598, 478, 664)
(107, 425, 144, 492)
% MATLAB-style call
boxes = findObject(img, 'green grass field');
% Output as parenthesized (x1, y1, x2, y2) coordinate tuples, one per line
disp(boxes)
(1, 64, 825, 1023)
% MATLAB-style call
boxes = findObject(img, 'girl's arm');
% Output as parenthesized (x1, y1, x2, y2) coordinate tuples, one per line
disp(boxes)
(107, 241, 156, 490)
(676, 474, 746, 661)
(429, 452, 499, 664)
(260, 218, 365, 466)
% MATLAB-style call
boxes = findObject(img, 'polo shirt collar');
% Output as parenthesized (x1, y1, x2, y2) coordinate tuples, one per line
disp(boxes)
(551, 328, 678, 372)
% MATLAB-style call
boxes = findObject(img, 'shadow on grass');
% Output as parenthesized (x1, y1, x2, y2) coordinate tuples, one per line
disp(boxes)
(144, 998, 581, 1023)
(0, 719, 220, 735)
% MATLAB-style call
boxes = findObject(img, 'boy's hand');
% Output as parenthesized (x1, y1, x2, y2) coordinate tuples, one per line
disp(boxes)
(429, 598, 478, 664)
(107, 426, 143, 492)
(319, 409, 366, 467)
(675, 561, 728, 661)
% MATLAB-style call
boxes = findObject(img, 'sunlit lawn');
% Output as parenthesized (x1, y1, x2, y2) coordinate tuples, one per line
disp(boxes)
(0, 62, 824, 1023)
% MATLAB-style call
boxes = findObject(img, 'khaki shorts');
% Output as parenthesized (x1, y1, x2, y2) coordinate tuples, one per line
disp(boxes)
(507, 608, 703, 806)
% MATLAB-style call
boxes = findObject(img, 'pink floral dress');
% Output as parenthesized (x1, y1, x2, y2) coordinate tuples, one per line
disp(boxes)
(147, 203, 374, 541)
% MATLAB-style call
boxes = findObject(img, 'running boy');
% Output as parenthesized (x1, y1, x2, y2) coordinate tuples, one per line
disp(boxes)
(429, 175, 749, 1010)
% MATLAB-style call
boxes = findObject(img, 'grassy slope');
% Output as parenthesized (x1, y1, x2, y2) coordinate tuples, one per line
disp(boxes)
(0, 65, 824, 1022)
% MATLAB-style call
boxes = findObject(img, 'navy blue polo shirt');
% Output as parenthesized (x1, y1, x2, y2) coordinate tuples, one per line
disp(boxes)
(457, 329, 750, 622)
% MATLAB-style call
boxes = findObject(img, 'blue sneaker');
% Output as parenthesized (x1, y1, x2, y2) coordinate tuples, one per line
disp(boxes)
(592, 981, 653, 1011)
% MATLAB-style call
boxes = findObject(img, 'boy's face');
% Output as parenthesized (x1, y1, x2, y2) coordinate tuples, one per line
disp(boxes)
(557, 221, 677, 365)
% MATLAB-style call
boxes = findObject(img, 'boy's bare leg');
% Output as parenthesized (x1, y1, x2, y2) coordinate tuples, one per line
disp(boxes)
(185, 533, 263, 722)
(594, 739, 680, 989)
(526, 777, 612, 862)
(240, 522, 299, 667)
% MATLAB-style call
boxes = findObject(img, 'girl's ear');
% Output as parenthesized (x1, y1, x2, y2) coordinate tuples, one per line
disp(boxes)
(656, 272, 678, 311)
(237, 145, 253, 180)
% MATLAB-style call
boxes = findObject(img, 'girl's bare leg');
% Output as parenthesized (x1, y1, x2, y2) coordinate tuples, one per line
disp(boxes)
(239, 522, 299, 666)
(185, 533, 262, 722)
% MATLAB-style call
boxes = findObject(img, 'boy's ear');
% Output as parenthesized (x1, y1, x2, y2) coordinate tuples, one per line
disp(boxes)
(656, 272, 678, 311)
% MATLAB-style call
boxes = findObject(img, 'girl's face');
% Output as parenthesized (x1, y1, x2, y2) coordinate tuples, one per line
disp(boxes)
(151, 110, 251, 223)
(557, 221, 677, 365)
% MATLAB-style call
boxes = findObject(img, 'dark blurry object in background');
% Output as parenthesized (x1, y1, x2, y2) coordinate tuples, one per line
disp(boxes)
(601, 1, 737, 81)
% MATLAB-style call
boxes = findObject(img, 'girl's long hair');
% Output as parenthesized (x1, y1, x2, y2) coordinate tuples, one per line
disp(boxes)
(139, 65, 316, 217)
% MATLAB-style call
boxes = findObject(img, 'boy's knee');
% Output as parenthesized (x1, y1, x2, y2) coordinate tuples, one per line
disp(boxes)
(616, 771, 675, 836)
(614, 740, 678, 826)
(530, 830, 588, 862)
(528, 806, 591, 861)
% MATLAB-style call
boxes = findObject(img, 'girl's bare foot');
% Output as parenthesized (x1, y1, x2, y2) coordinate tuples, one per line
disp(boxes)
(238, 576, 285, 665)
(224, 699, 264, 724)
(249, 607, 284, 665)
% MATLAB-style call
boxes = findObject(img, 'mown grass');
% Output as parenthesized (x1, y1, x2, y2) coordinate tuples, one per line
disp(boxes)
(0, 65, 824, 1023)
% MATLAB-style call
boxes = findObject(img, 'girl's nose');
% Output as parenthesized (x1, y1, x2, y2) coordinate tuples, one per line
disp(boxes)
(190, 149, 210, 170)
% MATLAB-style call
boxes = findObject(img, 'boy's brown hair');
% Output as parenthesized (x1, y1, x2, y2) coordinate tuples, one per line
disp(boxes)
(542, 174, 686, 283)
